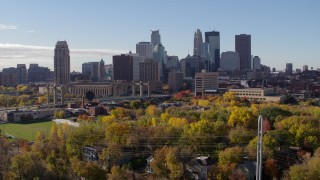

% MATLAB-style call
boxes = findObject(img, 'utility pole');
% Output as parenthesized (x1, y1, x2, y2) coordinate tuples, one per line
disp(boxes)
(256, 115, 263, 180)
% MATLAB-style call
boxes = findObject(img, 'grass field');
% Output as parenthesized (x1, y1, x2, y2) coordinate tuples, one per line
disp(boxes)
(1, 121, 53, 141)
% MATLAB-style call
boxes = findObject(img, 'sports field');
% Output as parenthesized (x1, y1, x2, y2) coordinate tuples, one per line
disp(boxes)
(0, 121, 53, 141)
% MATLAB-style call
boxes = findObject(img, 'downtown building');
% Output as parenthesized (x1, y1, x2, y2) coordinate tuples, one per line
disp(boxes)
(28, 64, 51, 82)
(140, 59, 160, 81)
(113, 53, 143, 82)
(180, 55, 206, 79)
(194, 71, 219, 96)
(194, 29, 203, 56)
(82, 59, 105, 82)
(136, 42, 153, 59)
(285, 63, 293, 75)
(205, 31, 220, 71)
(235, 34, 251, 71)
(54, 41, 70, 85)
(220, 51, 240, 72)
(253, 56, 261, 70)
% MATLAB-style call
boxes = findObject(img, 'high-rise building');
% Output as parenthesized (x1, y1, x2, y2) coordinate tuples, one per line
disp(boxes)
(1, 67, 17, 86)
(16, 64, 27, 84)
(180, 55, 206, 78)
(0, 72, 16, 87)
(54, 41, 70, 85)
(153, 44, 167, 78)
(166, 56, 179, 70)
(303, 65, 308, 72)
(194, 29, 203, 56)
(140, 59, 160, 81)
(220, 51, 240, 71)
(100, 59, 105, 81)
(113, 53, 144, 82)
(168, 71, 183, 92)
(285, 63, 293, 75)
(136, 42, 153, 59)
(28, 64, 50, 82)
(82, 62, 100, 82)
(151, 30, 161, 46)
(205, 31, 220, 71)
(235, 34, 251, 70)
(253, 56, 261, 70)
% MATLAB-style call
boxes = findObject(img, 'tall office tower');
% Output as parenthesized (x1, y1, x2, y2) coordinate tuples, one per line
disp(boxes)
(54, 41, 70, 85)
(303, 65, 308, 72)
(194, 29, 203, 56)
(253, 56, 261, 70)
(16, 64, 27, 84)
(153, 44, 166, 77)
(205, 31, 220, 71)
(220, 51, 240, 71)
(180, 55, 206, 78)
(285, 63, 293, 75)
(235, 34, 251, 70)
(166, 56, 179, 70)
(82, 62, 100, 82)
(168, 71, 184, 92)
(100, 59, 105, 81)
(113, 53, 144, 82)
(140, 59, 160, 81)
(151, 30, 161, 46)
(136, 42, 153, 59)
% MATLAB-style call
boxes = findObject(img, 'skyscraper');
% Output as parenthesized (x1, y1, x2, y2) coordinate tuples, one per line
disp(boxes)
(113, 53, 144, 82)
(54, 41, 70, 85)
(16, 64, 27, 84)
(235, 34, 251, 70)
(220, 51, 240, 71)
(285, 63, 293, 75)
(100, 59, 105, 81)
(205, 31, 220, 71)
(253, 56, 261, 70)
(140, 59, 160, 81)
(136, 42, 153, 59)
(82, 62, 100, 82)
(151, 30, 161, 46)
(194, 29, 203, 56)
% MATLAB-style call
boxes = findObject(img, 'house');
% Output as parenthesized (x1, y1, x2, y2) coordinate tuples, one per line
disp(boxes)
(145, 156, 154, 174)
(236, 161, 256, 180)
(187, 156, 215, 180)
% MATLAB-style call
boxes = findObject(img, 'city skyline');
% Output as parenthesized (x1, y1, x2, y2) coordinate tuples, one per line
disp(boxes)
(0, 0, 319, 71)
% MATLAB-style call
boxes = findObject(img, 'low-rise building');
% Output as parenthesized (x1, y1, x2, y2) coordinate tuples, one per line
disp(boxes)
(228, 88, 285, 102)
(0, 109, 54, 122)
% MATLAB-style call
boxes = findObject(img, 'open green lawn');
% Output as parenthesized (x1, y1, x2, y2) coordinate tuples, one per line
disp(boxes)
(1, 121, 53, 141)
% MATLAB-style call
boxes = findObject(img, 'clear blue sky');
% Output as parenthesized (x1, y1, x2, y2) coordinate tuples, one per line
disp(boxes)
(0, 0, 319, 71)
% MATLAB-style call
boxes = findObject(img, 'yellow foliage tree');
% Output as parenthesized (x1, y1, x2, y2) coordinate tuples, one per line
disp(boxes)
(168, 117, 188, 127)
(228, 107, 256, 128)
(198, 99, 210, 107)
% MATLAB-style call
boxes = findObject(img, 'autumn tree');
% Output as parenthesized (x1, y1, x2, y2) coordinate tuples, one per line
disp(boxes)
(107, 165, 135, 180)
(228, 107, 257, 129)
(228, 126, 255, 145)
(150, 146, 184, 179)
(284, 148, 320, 179)
(9, 152, 53, 179)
